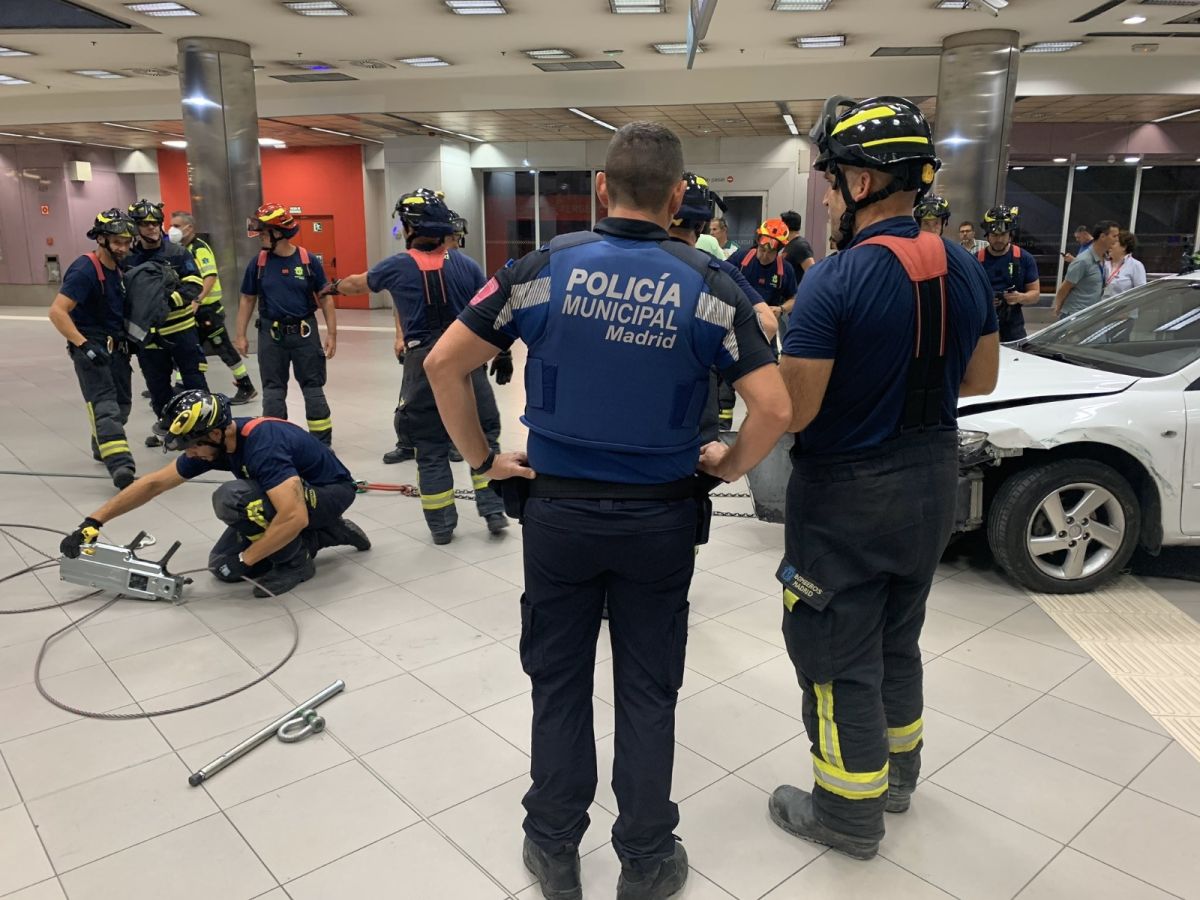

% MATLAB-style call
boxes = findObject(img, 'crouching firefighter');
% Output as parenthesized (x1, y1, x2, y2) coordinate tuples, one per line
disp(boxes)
(47, 209, 138, 489)
(58, 389, 372, 597)
(234, 204, 338, 445)
(126, 199, 209, 447)
(771, 95, 999, 859)
(329, 188, 510, 544)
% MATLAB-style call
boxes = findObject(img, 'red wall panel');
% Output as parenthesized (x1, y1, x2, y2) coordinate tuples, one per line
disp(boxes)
(157, 145, 369, 308)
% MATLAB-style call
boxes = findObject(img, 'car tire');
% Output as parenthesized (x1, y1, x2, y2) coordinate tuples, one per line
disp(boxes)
(988, 459, 1140, 594)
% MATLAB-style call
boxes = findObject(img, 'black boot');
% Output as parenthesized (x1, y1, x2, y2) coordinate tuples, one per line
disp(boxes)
(112, 467, 136, 490)
(768, 786, 879, 860)
(251, 550, 316, 598)
(382, 445, 415, 464)
(887, 749, 921, 814)
(328, 518, 371, 551)
(617, 842, 688, 900)
(485, 513, 509, 535)
(230, 378, 258, 405)
(145, 434, 162, 448)
(448, 445, 463, 462)
(523, 837, 582, 900)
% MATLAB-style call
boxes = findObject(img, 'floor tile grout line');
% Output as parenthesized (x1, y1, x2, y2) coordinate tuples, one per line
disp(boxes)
(932, 648, 1090, 698)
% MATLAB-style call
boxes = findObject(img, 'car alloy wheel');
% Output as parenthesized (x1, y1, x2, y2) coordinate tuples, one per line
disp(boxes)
(1026, 482, 1126, 581)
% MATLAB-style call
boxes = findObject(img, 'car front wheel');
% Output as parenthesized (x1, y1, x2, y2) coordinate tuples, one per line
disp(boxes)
(988, 459, 1141, 594)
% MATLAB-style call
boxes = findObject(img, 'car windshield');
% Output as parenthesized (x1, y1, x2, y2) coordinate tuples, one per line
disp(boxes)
(1022, 278, 1200, 377)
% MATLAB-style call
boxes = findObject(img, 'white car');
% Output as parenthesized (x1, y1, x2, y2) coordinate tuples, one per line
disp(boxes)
(957, 271, 1200, 593)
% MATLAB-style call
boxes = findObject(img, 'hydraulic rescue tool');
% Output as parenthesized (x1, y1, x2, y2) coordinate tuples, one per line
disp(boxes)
(58, 531, 190, 602)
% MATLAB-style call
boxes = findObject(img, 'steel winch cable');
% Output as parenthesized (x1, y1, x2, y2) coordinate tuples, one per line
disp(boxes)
(0, 523, 301, 722)
(0, 468, 224, 485)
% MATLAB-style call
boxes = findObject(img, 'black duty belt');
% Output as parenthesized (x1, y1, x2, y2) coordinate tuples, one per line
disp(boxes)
(528, 474, 699, 501)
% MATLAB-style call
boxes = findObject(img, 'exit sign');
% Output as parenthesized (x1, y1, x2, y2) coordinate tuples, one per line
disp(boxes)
(288, 206, 302, 214)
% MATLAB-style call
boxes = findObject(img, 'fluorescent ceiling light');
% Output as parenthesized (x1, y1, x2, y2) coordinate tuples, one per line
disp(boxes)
(772, 0, 832, 9)
(103, 122, 173, 134)
(523, 49, 574, 59)
(0, 131, 80, 144)
(782, 113, 799, 135)
(259, 137, 286, 147)
(795, 34, 846, 48)
(398, 56, 451, 67)
(1010, 166, 1025, 170)
(1053, 157, 1068, 163)
(72, 69, 126, 78)
(935, 0, 972, 7)
(124, 2, 198, 15)
(1123, 15, 1147, 23)
(419, 122, 485, 142)
(1124, 156, 1140, 163)
(653, 42, 704, 54)
(0, 74, 32, 85)
(568, 107, 618, 131)
(610, 0, 665, 12)
(1141, 166, 1154, 170)
(1023, 41, 1083, 53)
(0, 46, 33, 57)
(1075, 165, 1089, 170)
(445, 0, 506, 12)
(309, 126, 384, 144)
(283, 1, 351, 14)
(1152, 108, 1200, 123)
(162, 139, 188, 148)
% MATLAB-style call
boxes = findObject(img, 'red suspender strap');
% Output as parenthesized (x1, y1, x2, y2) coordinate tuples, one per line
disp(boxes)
(739, 249, 757, 269)
(240, 416, 288, 437)
(976, 247, 986, 263)
(1012, 245, 1021, 259)
(857, 232, 948, 282)
(776, 254, 784, 279)
(86, 252, 105, 284)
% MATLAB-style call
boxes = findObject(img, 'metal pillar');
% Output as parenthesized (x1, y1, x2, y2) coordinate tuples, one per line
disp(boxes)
(176, 37, 261, 304)
(933, 30, 1020, 230)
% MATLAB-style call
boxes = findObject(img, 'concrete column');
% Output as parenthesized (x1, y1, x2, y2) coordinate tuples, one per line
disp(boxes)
(176, 37, 261, 302)
(933, 30, 1020, 228)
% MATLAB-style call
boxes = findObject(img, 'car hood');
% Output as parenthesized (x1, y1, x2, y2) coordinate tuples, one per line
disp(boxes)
(958, 349, 1138, 416)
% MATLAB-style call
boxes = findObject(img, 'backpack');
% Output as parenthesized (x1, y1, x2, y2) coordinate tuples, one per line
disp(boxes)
(122, 259, 181, 346)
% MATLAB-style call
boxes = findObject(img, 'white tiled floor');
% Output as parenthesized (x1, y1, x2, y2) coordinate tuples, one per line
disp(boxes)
(1, 307, 1199, 899)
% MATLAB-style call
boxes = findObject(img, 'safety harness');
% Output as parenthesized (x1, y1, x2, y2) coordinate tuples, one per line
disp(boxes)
(852, 231, 949, 433)
(256, 247, 319, 325)
(405, 247, 458, 339)
(738, 248, 787, 303)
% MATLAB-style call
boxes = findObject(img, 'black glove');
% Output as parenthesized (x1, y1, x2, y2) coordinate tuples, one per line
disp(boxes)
(60, 517, 102, 559)
(211, 550, 248, 581)
(490, 349, 514, 385)
(319, 280, 340, 297)
(396, 346, 406, 364)
(77, 340, 111, 367)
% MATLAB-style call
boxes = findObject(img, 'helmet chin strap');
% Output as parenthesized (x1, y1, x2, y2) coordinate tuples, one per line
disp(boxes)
(831, 163, 905, 251)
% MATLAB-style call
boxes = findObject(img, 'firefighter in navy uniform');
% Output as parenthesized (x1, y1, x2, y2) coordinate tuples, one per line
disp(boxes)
(169, 211, 258, 404)
(771, 96, 999, 859)
(59, 389, 371, 598)
(913, 193, 951, 236)
(426, 123, 791, 900)
(234, 204, 338, 446)
(47, 210, 138, 489)
(331, 190, 509, 544)
(977, 205, 1041, 343)
(126, 199, 209, 446)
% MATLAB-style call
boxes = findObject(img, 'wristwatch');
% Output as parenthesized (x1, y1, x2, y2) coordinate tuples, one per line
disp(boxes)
(472, 450, 496, 476)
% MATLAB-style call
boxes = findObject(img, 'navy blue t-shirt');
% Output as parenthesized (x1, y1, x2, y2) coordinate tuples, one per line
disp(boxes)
(175, 416, 351, 491)
(61, 254, 125, 336)
(736, 251, 798, 306)
(367, 248, 485, 346)
(978, 244, 1039, 341)
(240, 249, 327, 320)
(783, 217, 998, 457)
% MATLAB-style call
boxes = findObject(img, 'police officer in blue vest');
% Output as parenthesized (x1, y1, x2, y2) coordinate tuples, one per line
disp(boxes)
(771, 96, 999, 859)
(330, 189, 509, 543)
(426, 123, 791, 900)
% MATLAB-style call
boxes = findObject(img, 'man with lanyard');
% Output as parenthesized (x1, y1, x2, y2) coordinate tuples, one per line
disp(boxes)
(913, 193, 951, 237)
(58, 389, 370, 597)
(47, 210, 139, 489)
(330, 189, 510, 544)
(425, 122, 790, 900)
(977, 205, 1041, 342)
(780, 210, 815, 281)
(738, 219, 799, 336)
(234, 203, 338, 445)
(126, 199, 209, 447)
(669, 172, 778, 438)
(1054, 220, 1119, 320)
(169, 211, 258, 405)
(771, 95, 999, 860)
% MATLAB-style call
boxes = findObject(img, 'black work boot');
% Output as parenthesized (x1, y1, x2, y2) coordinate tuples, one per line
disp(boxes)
(251, 551, 316, 598)
(112, 467, 136, 490)
(331, 517, 371, 551)
(887, 750, 921, 814)
(523, 837, 582, 900)
(448, 445, 464, 462)
(382, 445, 415, 464)
(768, 785, 879, 860)
(230, 378, 258, 405)
(617, 842, 689, 900)
(145, 433, 162, 448)
(485, 513, 509, 535)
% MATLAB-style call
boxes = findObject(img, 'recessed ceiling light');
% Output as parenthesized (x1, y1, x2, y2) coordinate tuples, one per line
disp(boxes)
(72, 69, 127, 79)
(795, 34, 846, 48)
(1053, 157, 1068, 163)
(308, 126, 384, 144)
(772, 0, 833, 10)
(124, 2, 199, 15)
(103, 122, 176, 134)
(0, 74, 32, 86)
(1141, 166, 1154, 170)
(567, 107, 618, 131)
(782, 113, 799, 135)
(653, 42, 704, 54)
(418, 122, 486, 142)
(1010, 166, 1025, 170)
(1124, 156, 1140, 163)
(283, 1, 351, 15)
(610, 0, 665, 12)
(0, 131, 80, 144)
(259, 137, 287, 147)
(1123, 15, 1147, 23)
(0, 46, 33, 57)
(1152, 108, 1200, 123)
(935, 0, 972, 7)
(1075, 165, 1089, 170)
(522, 49, 575, 60)
(398, 56, 451, 67)
(1023, 41, 1083, 53)
(162, 139, 188, 148)
(444, 0, 506, 13)
(127, 67, 176, 77)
